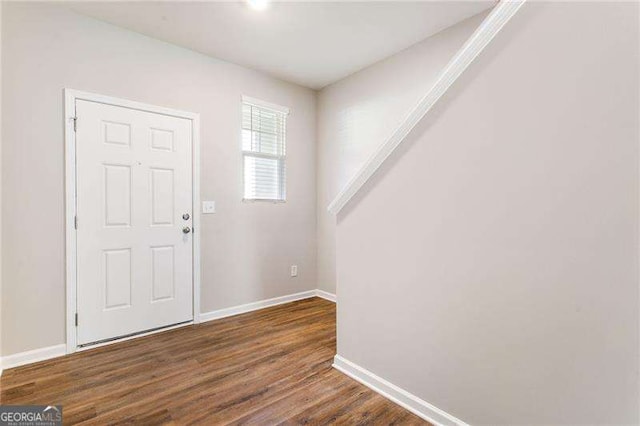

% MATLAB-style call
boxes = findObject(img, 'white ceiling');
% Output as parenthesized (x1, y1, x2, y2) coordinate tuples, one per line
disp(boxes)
(62, 1, 495, 90)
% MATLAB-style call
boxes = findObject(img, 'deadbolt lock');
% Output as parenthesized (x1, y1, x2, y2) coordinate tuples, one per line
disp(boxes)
(182, 213, 190, 221)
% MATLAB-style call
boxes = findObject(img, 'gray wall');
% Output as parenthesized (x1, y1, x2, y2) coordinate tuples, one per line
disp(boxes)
(336, 2, 639, 424)
(317, 12, 485, 294)
(1, 3, 317, 356)
(0, 1, 3, 370)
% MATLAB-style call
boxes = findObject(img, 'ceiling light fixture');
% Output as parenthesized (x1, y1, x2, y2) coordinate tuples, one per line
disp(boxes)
(247, 0, 269, 11)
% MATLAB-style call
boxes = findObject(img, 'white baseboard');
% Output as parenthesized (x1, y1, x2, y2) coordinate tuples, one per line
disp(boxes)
(199, 289, 335, 323)
(315, 289, 337, 302)
(333, 355, 467, 426)
(1, 344, 67, 371)
(0, 290, 336, 372)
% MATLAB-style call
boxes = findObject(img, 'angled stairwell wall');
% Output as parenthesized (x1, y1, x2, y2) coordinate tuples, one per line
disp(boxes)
(317, 10, 490, 294)
(332, 1, 639, 424)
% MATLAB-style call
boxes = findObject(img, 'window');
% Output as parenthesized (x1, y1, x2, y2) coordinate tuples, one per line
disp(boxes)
(242, 96, 289, 201)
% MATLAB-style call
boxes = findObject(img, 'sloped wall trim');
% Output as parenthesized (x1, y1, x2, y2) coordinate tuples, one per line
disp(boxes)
(327, 0, 526, 215)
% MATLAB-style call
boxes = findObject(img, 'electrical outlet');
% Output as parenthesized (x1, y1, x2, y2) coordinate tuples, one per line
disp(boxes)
(290, 265, 298, 277)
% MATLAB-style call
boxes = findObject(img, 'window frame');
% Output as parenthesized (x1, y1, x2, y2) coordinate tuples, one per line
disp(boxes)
(241, 96, 290, 203)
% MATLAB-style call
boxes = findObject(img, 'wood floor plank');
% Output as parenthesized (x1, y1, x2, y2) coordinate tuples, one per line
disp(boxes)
(0, 297, 429, 425)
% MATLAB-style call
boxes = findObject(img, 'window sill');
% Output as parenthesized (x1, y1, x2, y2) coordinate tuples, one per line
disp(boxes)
(242, 198, 286, 204)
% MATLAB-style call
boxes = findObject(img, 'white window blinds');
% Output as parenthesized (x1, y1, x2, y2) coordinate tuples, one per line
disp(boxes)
(242, 97, 288, 201)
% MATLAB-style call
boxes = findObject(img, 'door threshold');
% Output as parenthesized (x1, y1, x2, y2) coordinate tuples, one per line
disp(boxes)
(76, 320, 193, 351)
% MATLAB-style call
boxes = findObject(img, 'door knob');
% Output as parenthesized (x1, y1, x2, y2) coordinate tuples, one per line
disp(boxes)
(182, 226, 191, 234)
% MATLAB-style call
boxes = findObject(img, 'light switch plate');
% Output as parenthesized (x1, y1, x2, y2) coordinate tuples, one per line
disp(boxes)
(202, 201, 216, 214)
(290, 265, 298, 277)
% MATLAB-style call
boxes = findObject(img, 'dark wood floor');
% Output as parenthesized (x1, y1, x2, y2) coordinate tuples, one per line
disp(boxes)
(0, 297, 427, 425)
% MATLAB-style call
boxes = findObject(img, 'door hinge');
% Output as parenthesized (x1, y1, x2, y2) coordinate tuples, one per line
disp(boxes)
(74, 215, 78, 230)
(75, 313, 78, 326)
(72, 117, 77, 132)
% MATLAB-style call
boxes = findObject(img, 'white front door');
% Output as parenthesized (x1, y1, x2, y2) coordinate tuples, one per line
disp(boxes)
(75, 99, 193, 346)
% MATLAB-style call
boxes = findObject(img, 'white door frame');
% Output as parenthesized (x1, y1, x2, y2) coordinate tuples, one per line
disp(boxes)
(64, 89, 201, 354)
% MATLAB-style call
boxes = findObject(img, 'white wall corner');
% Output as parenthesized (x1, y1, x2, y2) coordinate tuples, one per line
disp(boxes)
(333, 355, 468, 426)
(315, 289, 337, 302)
(327, 0, 526, 215)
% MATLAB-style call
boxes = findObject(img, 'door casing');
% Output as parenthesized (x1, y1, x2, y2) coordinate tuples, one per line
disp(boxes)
(64, 89, 201, 354)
